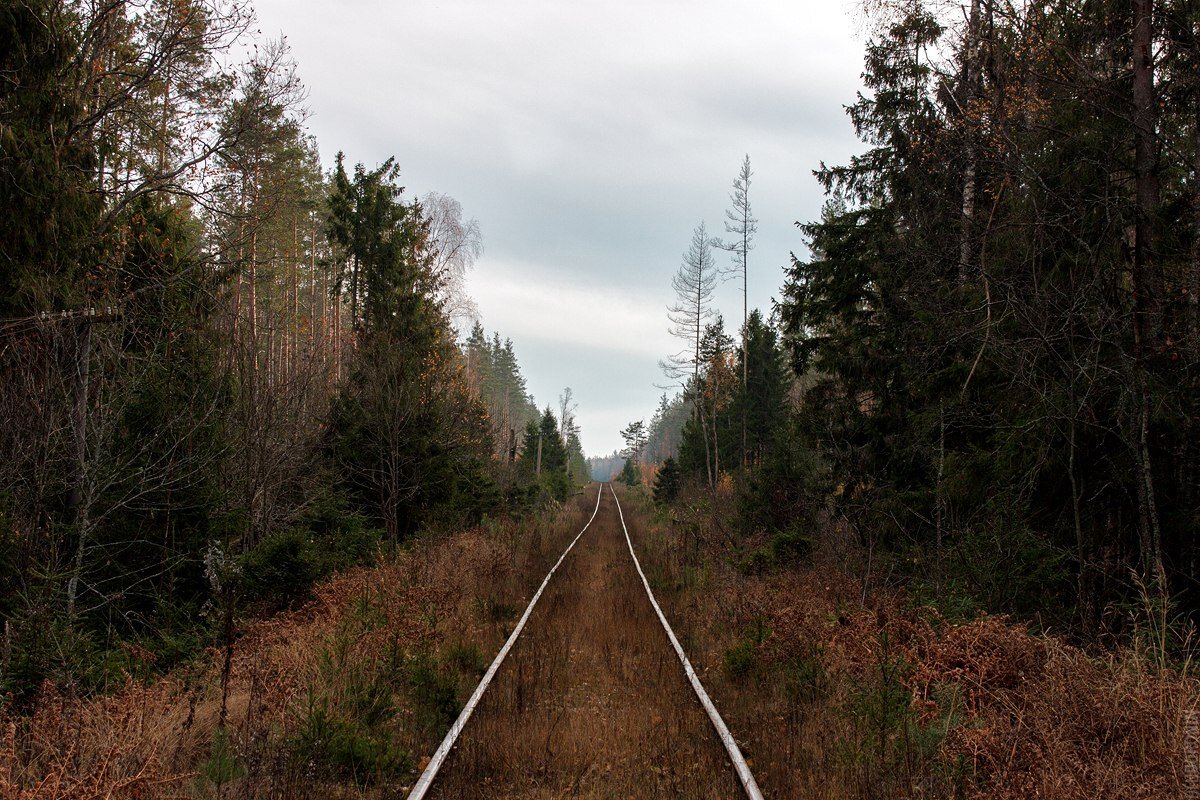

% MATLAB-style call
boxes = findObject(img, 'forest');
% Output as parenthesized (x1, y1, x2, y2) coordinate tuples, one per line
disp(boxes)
(624, 0, 1200, 648)
(0, 0, 586, 705)
(2, 0, 1198, 798)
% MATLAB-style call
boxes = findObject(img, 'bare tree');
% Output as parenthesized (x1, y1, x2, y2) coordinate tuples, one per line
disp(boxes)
(422, 192, 483, 326)
(558, 387, 578, 442)
(663, 222, 719, 387)
(717, 154, 757, 467)
(662, 222, 718, 486)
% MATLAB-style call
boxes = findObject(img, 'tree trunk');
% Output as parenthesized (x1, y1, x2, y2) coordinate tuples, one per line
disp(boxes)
(1192, 21, 1200, 353)
(699, 398, 714, 489)
(741, 245, 748, 469)
(958, 0, 982, 283)
(712, 361, 721, 481)
(248, 171, 260, 377)
(935, 403, 945, 599)
(310, 223, 318, 353)
(1188, 22, 1200, 584)
(66, 319, 92, 619)
(333, 273, 341, 382)
(350, 255, 360, 333)
(157, 75, 171, 175)
(1131, 0, 1167, 596)
(1068, 413, 1090, 627)
(229, 180, 247, 370)
(1133, 0, 1163, 346)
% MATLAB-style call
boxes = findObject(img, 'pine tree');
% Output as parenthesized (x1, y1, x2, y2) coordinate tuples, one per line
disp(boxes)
(329, 156, 489, 541)
(0, 0, 100, 314)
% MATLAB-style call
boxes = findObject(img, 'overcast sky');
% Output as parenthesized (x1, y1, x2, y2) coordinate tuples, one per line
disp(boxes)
(252, 0, 868, 457)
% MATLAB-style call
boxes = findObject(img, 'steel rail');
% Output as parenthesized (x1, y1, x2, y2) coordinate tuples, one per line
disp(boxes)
(405, 483, 605, 800)
(609, 484, 765, 800)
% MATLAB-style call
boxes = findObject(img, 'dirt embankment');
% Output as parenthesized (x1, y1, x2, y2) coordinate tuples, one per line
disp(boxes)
(429, 486, 740, 799)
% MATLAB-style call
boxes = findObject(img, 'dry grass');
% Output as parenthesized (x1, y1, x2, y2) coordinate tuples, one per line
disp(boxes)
(630, 484, 1198, 799)
(6, 484, 1189, 799)
(0, 494, 596, 799)
(429, 486, 739, 799)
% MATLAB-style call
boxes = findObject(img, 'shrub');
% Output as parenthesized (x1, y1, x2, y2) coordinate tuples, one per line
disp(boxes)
(197, 726, 245, 791)
(239, 497, 381, 608)
(724, 620, 770, 680)
(406, 654, 459, 733)
(724, 640, 756, 680)
(290, 623, 411, 786)
(781, 653, 826, 705)
(445, 641, 487, 676)
(653, 458, 681, 504)
(292, 704, 411, 786)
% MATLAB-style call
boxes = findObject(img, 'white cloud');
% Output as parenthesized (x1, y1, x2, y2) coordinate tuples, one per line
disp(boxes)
(251, 0, 869, 453)
(467, 259, 674, 361)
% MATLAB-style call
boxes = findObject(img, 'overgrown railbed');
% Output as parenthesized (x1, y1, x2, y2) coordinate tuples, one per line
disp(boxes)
(0, 494, 593, 799)
(622, 484, 1196, 800)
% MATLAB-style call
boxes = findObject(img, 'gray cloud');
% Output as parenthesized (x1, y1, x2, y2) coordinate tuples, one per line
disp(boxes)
(254, 0, 868, 455)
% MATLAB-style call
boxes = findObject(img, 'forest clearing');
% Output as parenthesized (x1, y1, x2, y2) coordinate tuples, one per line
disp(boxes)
(4, 0, 1200, 797)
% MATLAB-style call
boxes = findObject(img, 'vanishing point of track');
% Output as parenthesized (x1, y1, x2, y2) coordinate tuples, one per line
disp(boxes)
(407, 483, 763, 799)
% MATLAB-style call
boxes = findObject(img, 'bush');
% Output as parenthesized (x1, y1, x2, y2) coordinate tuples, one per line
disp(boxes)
(738, 528, 812, 575)
(406, 653, 460, 733)
(444, 641, 487, 676)
(724, 640, 756, 680)
(292, 704, 411, 785)
(781, 653, 826, 705)
(239, 495, 381, 608)
(724, 619, 769, 680)
(653, 458, 681, 504)
(197, 726, 246, 791)
(291, 622, 411, 786)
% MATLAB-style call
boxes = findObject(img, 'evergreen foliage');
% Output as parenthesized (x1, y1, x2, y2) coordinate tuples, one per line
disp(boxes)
(652, 458, 681, 504)
(617, 459, 641, 487)
(0, 0, 99, 315)
(0, 3, 587, 701)
(772, 0, 1200, 632)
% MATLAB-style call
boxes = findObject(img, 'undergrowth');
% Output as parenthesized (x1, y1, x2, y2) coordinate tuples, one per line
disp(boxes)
(628, 481, 1198, 800)
(0, 494, 596, 799)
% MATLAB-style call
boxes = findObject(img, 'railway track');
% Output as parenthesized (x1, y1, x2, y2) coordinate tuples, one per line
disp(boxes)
(408, 483, 763, 799)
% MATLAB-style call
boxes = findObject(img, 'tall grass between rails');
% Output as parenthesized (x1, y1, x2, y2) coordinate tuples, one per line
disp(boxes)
(620, 482, 1198, 800)
(0, 495, 594, 799)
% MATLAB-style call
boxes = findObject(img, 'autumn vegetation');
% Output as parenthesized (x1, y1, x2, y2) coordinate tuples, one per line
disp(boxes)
(609, 0, 1200, 795)
(0, 0, 586, 771)
(0, 495, 597, 798)
(630, 487, 1192, 798)
(4, 0, 1200, 797)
